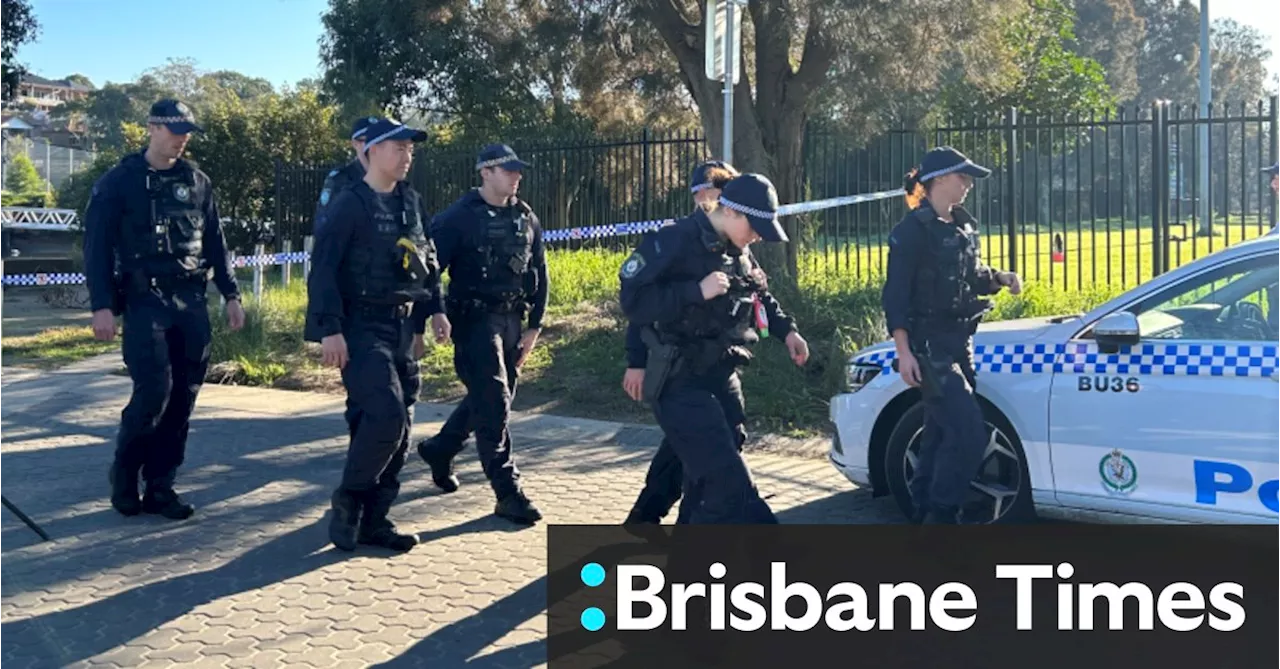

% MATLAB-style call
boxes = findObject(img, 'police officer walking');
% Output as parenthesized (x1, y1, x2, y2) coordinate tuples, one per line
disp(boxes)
(83, 99, 245, 520)
(305, 118, 450, 552)
(881, 146, 1022, 525)
(619, 173, 809, 524)
(314, 115, 377, 220)
(415, 144, 549, 525)
(621, 159, 756, 525)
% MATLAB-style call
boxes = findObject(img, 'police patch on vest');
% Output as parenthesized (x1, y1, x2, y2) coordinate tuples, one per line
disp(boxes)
(320, 189, 330, 206)
(621, 252, 646, 278)
(174, 184, 190, 202)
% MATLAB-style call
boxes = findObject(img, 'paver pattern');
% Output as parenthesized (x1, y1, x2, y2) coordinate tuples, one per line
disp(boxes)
(1, 353, 900, 668)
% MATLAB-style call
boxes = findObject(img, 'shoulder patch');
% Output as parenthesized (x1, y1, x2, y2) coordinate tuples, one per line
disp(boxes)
(329, 168, 339, 176)
(320, 189, 331, 206)
(620, 251, 646, 279)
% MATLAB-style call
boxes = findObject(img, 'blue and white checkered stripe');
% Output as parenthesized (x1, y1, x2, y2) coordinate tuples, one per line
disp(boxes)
(542, 218, 674, 242)
(2, 272, 87, 286)
(231, 252, 310, 268)
(853, 343, 1279, 378)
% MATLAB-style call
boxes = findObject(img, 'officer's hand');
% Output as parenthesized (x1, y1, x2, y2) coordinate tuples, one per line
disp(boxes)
(622, 368, 645, 401)
(516, 328, 540, 369)
(700, 271, 730, 300)
(91, 309, 116, 342)
(898, 351, 922, 387)
(431, 313, 451, 344)
(750, 267, 769, 290)
(322, 334, 348, 369)
(1000, 271, 1023, 295)
(785, 332, 810, 366)
(413, 334, 427, 360)
(225, 299, 246, 332)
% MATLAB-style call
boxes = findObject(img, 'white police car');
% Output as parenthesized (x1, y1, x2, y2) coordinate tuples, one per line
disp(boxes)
(829, 230, 1278, 524)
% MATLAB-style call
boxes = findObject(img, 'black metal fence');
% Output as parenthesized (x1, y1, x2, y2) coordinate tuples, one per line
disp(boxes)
(273, 96, 1278, 292)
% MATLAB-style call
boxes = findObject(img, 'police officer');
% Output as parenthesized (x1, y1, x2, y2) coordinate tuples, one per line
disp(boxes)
(305, 117, 450, 552)
(314, 115, 378, 221)
(83, 99, 245, 520)
(619, 173, 810, 524)
(882, 146, 1022, 525)
(621, 159, 758, 525)
(415, 143, 549, 525)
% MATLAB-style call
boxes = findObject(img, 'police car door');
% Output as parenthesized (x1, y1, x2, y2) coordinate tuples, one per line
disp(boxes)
(1046, 248, 1279, 523)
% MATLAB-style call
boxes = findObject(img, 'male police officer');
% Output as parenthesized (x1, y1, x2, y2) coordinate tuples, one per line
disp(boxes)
(882, 146, 1022, 525)
(416, 143, 549, 525)
(621, 159, 752, 525)
(314, 115, 378, 221)
(619, 173, 809, 524)
(306, 118, 450, 552)
(84, 99, 245, 520)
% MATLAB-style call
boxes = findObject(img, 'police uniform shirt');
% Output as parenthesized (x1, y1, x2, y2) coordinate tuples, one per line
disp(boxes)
(304, 181, 443, 342)
(429, 189, 550, 330)
(882, 201, 1002, 337)
(315, 159, 366, 219)
(82, 150, 240, 312)
(618, 209, 795, 343)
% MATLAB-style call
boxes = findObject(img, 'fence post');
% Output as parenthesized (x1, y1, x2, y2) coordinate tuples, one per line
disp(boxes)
(304, 235, 313, 280)
(282, 239, 292, 287)
(253, 242, 265, 302)
(1005, 107, 1018, 275)
(642, 127, 652, 222)
(1150, 101, 1166, 278)
(1270, 94, 1279, 230)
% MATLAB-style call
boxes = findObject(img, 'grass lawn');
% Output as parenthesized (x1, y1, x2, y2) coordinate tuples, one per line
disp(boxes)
(2, 326, 119, 369)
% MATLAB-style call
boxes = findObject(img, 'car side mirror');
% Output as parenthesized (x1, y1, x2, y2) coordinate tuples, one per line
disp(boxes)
(1094, 311, 1140, 354)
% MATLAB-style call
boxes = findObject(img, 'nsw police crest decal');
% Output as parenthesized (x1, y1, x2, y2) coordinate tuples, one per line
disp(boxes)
(174, 184, 190, 202)
(620, 252, 645, 279)
(1099, 449, 1137, 493)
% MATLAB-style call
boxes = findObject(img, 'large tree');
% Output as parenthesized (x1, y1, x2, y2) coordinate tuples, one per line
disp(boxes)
(1, 0, 40, 101)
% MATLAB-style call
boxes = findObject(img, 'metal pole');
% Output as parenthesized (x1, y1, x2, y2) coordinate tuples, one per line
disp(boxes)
(722, 0, 735, 163)
(1197, 0, 1211, 231)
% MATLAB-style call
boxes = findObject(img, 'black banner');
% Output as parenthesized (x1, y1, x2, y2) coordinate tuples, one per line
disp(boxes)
(546, 524, 1277, 669)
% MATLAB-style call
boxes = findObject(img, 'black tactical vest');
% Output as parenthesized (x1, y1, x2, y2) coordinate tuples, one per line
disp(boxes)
(659, 223, 759, 346)
(121, 161, 204, 275)
(908, 205, 990, 325)
(469, 197, 535, 303)
(342, 183, 437, 305)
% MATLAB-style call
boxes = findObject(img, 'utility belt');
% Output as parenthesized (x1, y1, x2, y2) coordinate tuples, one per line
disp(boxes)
(350, 300, 413, 320)
(638, 326, 752, 403)
(117, 270, 207, 306)
(446, 293, 526, 318)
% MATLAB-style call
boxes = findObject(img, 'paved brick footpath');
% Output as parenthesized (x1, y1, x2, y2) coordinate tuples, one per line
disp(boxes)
(1, 354, 900, 668)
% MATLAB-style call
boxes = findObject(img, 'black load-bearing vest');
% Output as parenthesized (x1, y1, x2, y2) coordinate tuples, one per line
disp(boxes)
(120, 160, 205, 276)
(342, 183, 438, 305)
(907, 205, 990, 325)
(466, 196, 536, 303)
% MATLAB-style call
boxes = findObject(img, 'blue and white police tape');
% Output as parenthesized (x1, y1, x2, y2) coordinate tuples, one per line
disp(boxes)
(1, 252, 311, 287)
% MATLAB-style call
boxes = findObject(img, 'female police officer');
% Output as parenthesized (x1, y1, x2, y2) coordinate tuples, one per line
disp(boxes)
(619, 173, 809, 525)
(881, 146, 1022, 524)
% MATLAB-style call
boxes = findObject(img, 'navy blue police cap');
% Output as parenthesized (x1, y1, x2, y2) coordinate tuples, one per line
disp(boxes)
(719, 173, 788, 243)
(476, 144, 531, 171)
(690, 160, 737, 193)
(148, 99, 202, 134)
(361, 118, 428, 154)
(1262, 162, 1278, 176)
(350, 115, 380, 141)
(917, 145, 991, 182)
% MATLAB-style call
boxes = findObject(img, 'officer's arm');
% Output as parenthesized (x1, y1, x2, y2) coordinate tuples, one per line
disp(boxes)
(81, 174, 121, 313)
(201, 180, 241, 301)
(304, 193, 357, 341)
(618, 226, 702, 325)
(625, 321, 648, 369)
(312, 172, 340, 223)
(882, 220, 920, 338)
(412, 199, 445, 336)
(428, 210, 461, 274)
(526, 217, 550, 330)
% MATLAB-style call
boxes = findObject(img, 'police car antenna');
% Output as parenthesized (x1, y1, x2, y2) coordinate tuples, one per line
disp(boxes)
(0, 258, 53, 544)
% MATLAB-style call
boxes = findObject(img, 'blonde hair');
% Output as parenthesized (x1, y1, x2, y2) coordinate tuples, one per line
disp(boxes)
(903, 167, 927, 210)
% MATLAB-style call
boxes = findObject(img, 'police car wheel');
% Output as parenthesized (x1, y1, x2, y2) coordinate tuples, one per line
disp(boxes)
(883, 403, 1034, 525)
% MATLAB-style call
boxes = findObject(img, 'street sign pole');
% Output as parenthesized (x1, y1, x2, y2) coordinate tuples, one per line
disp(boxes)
(706, 0, 743, 163)
(722, 0, 735, 164)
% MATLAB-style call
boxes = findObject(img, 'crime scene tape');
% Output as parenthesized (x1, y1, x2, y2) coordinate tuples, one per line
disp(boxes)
(1, 188, 906, 286)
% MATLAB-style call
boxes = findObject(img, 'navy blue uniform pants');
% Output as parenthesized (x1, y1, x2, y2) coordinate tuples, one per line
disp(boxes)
(908, 330, 988, 515)
(338, 313, 421, 512)
(430, 308, 524, 500)
(115, 286, 212, 488)
(652, 359, 775, 524)
(629, 372, 747, 524)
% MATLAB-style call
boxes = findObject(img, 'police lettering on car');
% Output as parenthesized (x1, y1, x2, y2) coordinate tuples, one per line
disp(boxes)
(621, 159, 757, 526)
(304, 118, 449, 553)
(415, 143, 550, 525)
(619, 173, 810, 525)
(82, 98, 245, 521)
(881, 145, 1023, 524)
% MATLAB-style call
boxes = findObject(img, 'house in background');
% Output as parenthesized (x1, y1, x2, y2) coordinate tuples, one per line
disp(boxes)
(12, 74, 92, 113)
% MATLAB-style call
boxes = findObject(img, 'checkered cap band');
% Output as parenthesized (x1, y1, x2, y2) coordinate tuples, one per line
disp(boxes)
(477, 155, 520, 170)
(718, 197, 775, 220)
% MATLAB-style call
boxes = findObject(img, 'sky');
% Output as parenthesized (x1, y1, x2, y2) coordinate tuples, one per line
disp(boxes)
(14, 0, 1280, 96)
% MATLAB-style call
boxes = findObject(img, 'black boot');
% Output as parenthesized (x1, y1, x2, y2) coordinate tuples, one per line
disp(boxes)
(495, 491, 543, 525)
(109, 460, 142, 516)
(922, 505, 960, 525)
(417, 437, 460, 493)
(141, 482, 195, 520)
(329, 489, 362, 551)
(358, 488, 418, 552)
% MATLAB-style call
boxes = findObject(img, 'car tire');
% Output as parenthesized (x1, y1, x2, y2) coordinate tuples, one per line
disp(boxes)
(883, 402, 1035, 524)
